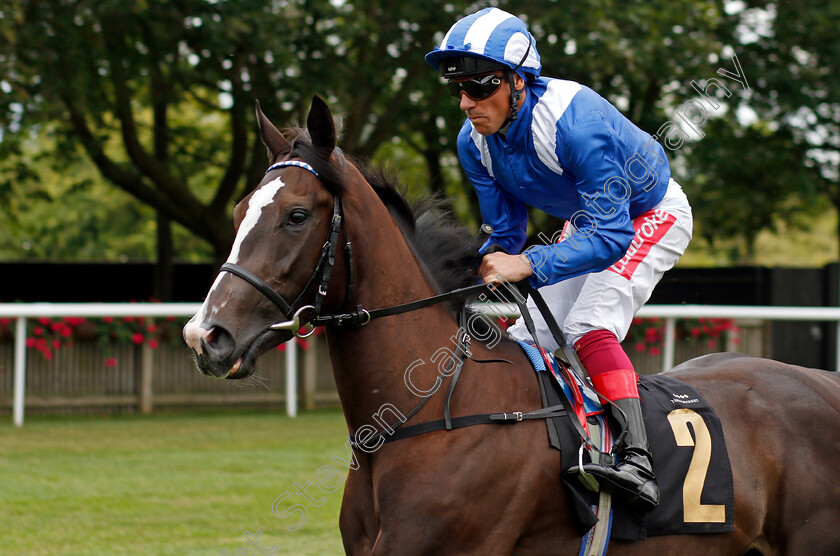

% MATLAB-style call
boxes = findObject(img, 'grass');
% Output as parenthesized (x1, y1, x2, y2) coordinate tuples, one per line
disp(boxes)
(0, 408, 350, 555)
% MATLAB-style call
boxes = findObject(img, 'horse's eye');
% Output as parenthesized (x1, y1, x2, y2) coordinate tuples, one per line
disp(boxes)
(288, 209, 308, 225)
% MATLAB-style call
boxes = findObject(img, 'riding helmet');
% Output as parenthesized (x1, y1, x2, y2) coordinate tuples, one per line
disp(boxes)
(425, 7, 541, 80)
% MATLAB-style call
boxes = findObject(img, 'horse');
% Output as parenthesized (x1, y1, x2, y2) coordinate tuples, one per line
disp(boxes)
(183, 96, 840, 555)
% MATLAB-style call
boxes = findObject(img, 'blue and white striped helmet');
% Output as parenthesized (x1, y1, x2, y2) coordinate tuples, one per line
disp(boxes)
(425, 8, 541, 79)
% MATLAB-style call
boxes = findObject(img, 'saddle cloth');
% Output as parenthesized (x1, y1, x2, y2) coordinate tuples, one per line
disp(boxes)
(516, 342, 735, 540)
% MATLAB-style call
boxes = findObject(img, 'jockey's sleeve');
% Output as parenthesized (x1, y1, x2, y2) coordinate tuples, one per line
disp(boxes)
(457, 132, 528, 255)
(522, 116, 635, 288)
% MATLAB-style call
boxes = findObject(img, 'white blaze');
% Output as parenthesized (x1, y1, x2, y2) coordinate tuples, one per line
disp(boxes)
(228, 177, 286, 265)
(188, 177, 286, 337)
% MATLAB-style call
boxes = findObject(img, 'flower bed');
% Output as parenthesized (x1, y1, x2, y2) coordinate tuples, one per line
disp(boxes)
(625, 317, 738, 356)
(0, 313, 187, 364)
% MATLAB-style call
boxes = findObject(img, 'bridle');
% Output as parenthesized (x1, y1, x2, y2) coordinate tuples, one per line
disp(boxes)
(219, 158, 494, 337)
(219, 160, 353, 338)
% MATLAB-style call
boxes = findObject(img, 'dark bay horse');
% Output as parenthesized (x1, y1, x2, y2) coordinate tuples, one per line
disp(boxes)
(183, 96, 840, 555)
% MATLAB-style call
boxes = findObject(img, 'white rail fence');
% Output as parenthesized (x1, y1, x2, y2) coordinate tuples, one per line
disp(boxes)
(1, 303, 301, 427)
(3, 303, 840, 427)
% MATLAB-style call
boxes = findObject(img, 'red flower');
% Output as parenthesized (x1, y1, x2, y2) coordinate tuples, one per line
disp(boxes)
(33, 326, 44, 336)
(105, 357, 118, 367)
(131, 333, 144, 345)
(649, 347, 661, 356)
(148, 340, 159, 349)
(25, 337, 35, 348)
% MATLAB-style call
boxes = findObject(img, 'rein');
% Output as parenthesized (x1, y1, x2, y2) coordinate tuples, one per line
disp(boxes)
(311, 282, 495, 328)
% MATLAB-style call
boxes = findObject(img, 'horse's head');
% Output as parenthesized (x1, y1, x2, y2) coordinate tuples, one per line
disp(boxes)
(183, 96, 347, 379)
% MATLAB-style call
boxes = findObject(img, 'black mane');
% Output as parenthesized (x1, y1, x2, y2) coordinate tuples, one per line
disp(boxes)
(358, 164, 484, 294)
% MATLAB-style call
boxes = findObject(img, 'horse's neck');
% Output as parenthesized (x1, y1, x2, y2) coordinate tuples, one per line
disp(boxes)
(326, 195, 464, 431)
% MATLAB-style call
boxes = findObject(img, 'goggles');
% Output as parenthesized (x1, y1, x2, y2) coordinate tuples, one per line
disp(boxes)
(446, 74, 503, 101)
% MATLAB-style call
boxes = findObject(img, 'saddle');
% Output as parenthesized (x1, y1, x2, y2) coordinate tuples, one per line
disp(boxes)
(518, 341, 735, 541)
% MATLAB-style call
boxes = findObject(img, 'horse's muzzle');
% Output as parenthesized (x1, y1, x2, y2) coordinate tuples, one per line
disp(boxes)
(183, 318, 294, 379)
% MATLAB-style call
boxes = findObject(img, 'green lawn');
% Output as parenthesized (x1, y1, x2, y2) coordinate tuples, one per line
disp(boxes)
(0, 408, 349, 555)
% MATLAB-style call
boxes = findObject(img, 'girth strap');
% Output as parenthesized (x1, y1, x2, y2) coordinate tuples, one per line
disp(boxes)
(350, 405, 570, 451)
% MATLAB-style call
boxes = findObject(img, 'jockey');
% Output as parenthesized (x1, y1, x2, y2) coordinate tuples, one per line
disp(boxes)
(426, 7, 693, 512)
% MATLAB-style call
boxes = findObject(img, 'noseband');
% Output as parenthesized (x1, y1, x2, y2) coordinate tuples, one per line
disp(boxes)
(219, 160, 353, 337)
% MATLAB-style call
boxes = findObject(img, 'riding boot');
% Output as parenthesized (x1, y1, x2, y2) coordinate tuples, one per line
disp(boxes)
(581, 397, 660, 512)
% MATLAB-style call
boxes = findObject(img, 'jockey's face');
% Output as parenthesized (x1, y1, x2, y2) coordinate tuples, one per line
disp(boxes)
(454, 71, 525, 136)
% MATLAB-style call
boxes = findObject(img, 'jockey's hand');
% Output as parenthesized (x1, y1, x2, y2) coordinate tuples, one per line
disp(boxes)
(478, 252, 533, 284)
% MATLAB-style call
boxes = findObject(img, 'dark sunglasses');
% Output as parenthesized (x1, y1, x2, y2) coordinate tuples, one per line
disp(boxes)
(446, 74, 503, 101)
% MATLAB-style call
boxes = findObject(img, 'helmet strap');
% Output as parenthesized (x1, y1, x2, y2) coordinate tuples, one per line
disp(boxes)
(500, 38, 533, 132)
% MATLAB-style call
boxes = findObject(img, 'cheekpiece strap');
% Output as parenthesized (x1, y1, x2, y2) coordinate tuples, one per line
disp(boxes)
(266, 160, 320, 177)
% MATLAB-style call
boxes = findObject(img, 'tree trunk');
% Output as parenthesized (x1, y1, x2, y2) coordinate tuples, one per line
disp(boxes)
(153, 212, 173, 301)
(424, 148, 446, 198)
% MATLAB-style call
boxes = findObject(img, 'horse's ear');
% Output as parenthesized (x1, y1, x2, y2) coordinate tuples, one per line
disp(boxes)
(306, 95, 336, 151)
(255, 100, 290, 161)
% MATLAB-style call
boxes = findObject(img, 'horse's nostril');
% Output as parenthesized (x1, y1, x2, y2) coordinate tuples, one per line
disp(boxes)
(202, 325, 235, 361)
(184, 320, 236, 363)
(205, 327, 218, 346)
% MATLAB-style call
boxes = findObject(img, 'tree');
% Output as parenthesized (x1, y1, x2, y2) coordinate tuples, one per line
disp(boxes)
(729, 0, 840, 255)
(0, 1, 476, 269)
(683, 118, 824, 259)
(2, 0, 836, 277)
